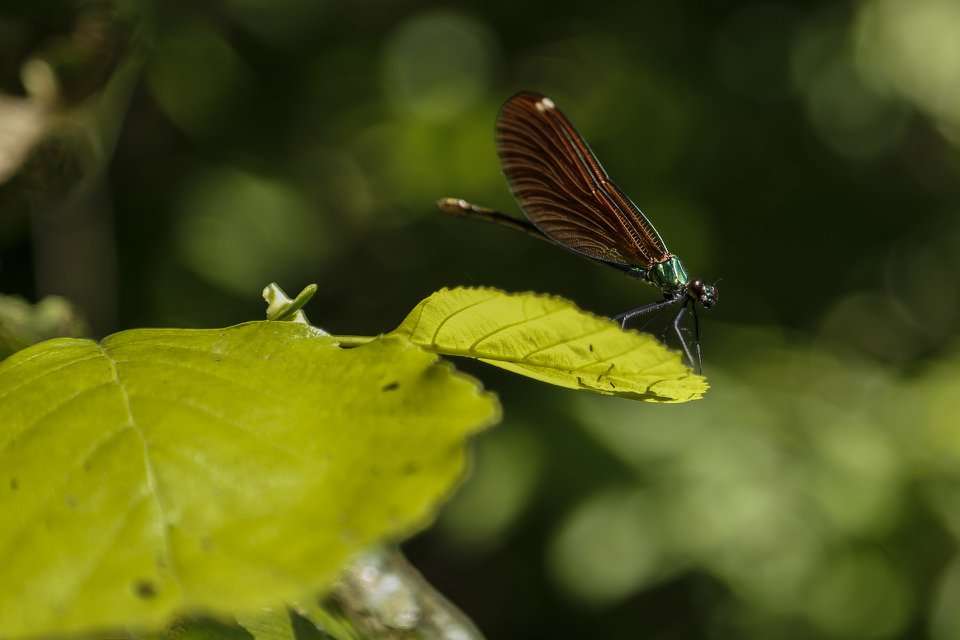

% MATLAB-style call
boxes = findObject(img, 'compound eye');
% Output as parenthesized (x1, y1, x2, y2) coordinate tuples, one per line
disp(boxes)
(704, 287, 718, 308)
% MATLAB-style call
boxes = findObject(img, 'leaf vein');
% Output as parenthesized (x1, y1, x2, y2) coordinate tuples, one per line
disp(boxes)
(0, 425, 133, 568)
(405, 300, 430, 341)
(113, 357, 290, 406)
(0, 354, 102, 403)
(518, 325, 618, 363)
(468, 306, 568, 351)
(570, 341, 651, 372)
(58, 491, 151, 610)
(0, 341, 86, 378)
(0, 380, 114, 456)
(98, 343, 184, 596)
(130, 392, 313, 465)
(428, 294, 501, 347)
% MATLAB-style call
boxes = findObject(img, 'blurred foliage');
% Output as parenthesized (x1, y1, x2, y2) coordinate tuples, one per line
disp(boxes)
(3, 0, 960, 638)
(0, 293, 87, 357)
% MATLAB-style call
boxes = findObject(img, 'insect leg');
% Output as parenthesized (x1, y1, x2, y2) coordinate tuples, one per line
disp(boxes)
(673, 301, 698, 373)
(691, 301, 703, 374)
(614, 297, 680, 328)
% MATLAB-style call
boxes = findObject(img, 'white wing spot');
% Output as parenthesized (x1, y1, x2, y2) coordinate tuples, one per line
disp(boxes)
(535, 97, 555, 112)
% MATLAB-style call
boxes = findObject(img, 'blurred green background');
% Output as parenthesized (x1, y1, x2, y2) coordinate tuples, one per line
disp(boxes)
(3, 0, 960, 638)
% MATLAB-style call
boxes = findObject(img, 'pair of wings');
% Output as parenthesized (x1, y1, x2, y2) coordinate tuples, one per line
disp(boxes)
(495, 92, 670, 269)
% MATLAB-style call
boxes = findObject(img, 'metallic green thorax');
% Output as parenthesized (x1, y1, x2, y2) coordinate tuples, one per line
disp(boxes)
(630, 256, 689, 293)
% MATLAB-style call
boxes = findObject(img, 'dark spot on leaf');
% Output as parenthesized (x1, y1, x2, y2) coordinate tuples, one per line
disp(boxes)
(402, 462, 420, 475)
(576, 376, 583, 385)
(134, 580, 157, 599)
(381, 381, 399, 392)
(588, 344, 594, 352)
(609, 381, 616, 389)
(10, 478, 18, 490)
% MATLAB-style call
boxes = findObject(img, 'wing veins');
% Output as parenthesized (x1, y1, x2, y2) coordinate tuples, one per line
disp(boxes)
(539, 105, 668, 259)
(495, 92, 668, 268)
(536, 107, 657, 261)
(499, 143, 624, 237)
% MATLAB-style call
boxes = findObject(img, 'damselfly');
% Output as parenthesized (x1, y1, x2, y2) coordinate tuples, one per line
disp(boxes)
(438, 92, 717, 372)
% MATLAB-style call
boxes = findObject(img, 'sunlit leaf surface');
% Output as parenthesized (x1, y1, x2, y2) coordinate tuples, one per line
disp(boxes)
(392, 287, 707, 402)
(0, 322, 498, 638)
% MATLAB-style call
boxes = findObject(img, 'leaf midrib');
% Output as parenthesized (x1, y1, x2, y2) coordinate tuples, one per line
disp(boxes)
(97, 342, 184, 596)
(414, 323, 674, 375)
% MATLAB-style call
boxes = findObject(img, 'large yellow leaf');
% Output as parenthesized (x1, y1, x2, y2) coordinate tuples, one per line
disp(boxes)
(0, 322, 498, 638)
(391, 288, 707, 402)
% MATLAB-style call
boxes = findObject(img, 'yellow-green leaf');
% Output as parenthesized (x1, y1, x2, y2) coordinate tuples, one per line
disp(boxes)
(236, 608, 296, 640)
(392, 287, 707, 402)
(0, 322, 498, 639)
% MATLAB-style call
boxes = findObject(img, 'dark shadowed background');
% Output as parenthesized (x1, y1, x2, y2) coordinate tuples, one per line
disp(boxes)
(3, 0, 960, 638)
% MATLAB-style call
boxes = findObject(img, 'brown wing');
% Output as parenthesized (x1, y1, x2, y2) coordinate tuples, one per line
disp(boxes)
(495, 91, 670, 268)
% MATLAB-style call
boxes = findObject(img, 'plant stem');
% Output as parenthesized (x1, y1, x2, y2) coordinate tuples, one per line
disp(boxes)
(301, 547, 485, 640)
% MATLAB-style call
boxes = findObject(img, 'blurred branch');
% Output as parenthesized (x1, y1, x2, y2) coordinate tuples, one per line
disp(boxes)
(0, 2, 143, 335)
(19, 3, 131, 109)
(0, 2, 136, 188)
(0, 95, 49, 186)
(297, 548, 485, 640)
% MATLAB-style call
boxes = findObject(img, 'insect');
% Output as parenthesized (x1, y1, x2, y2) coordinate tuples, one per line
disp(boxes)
(437, 91, 717, 372)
